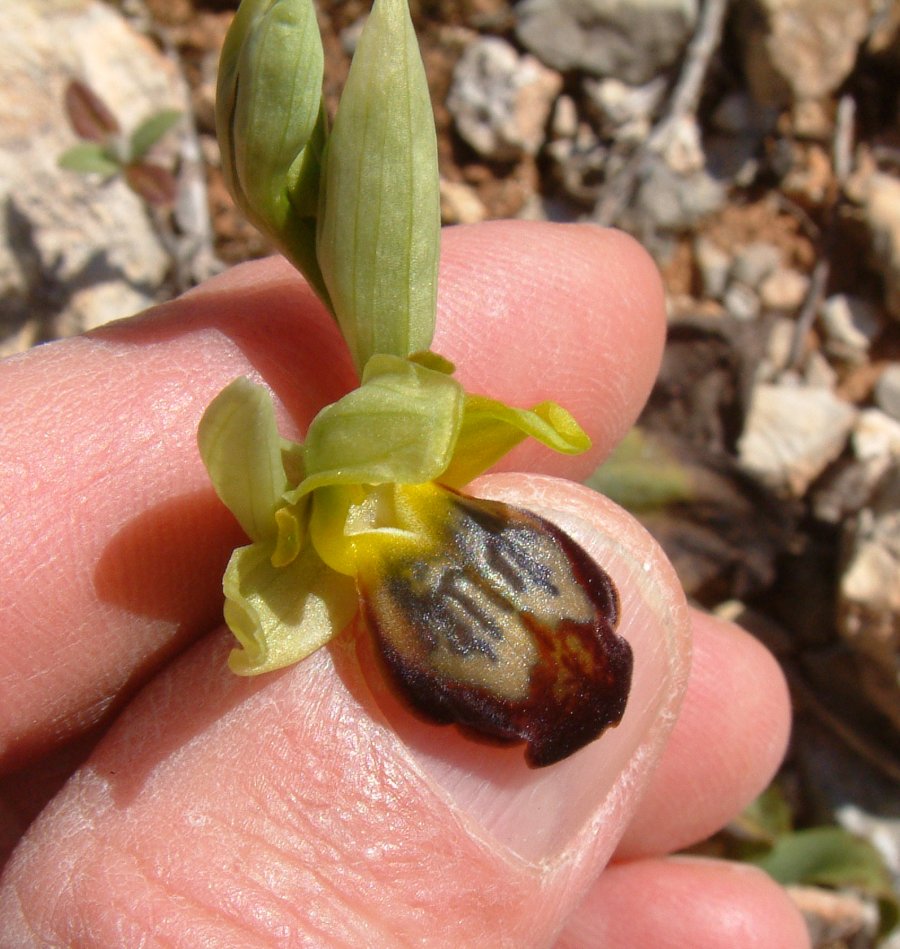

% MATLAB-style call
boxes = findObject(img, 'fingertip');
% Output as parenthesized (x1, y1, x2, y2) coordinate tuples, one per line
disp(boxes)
(617, 610, 792, 858)
(557, 857, 811, 949)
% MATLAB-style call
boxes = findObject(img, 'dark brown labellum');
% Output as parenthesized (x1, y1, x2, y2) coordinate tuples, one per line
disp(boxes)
(359, 493, 633, 767)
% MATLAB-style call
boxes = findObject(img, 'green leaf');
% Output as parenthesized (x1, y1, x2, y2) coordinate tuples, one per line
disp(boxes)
(587, 428, 695, 511)
(317, 0, 440, 371)
(198, 378, 291, 541)
(128, 109, 182, 161)
(440, 396, 591, 488)
(58, 143, 120, 177)
(217, 0, 329, 304)
(751, 827, 900, 933)
(294, 354, 464, 496)
(752, 827, 890, 889)
(224, 539, 357, 675)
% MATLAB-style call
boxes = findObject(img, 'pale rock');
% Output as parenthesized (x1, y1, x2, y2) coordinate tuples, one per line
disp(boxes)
(760, 266, 810, 311)
(439, 179, 487, 225)
(551, 94, 579, 140)
(874, 362, 900, 422)
(738, 383, 856, 496)
(821, 293, 884, 360)
(724, 282, 761, 322)
(802, 349, 839, 390)
(861, 171, 900, 320)
(788, 885, 880, 948)
(547, 127, 608, 204)
(853, 407, 900, 463)
(447, 37, 563, 162)
(658, 114, 707, 176)
(0, 0, 179, 348)
(731, 240, 782, 288)
(694, 235, 731, 300)
(839, 463, 900, 725)
(813, 408, 900, 522)
(737, 0, 872, 106)
(791, 98, 834, 139)
(583, 75, 666, 142)
(632, 158, 727, 232)
(515, 0, 698, 84)
(757, 316, 797, 380)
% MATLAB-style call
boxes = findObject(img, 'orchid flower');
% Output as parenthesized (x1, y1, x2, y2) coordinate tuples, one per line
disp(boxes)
(201, 0, 632, 766)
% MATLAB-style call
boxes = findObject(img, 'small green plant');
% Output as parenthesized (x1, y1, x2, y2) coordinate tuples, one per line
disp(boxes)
(198, 0, 634, 767)
(732, 784, 899, 938)
(59, 79, 181, 207)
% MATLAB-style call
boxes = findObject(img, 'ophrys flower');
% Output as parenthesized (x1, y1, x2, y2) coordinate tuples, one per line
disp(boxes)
(201, 0, 633, 766)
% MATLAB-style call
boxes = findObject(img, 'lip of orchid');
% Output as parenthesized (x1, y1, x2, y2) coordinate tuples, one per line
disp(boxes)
(199, 0, 635, 766)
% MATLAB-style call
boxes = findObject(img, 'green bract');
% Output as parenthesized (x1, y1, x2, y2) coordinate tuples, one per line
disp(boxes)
(217, 0, 439, 369)
(316, 0, 440, 371)
(199, 361, 590, 674)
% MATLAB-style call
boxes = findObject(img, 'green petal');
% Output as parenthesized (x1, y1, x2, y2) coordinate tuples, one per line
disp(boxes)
(217, 0, 329, 303)
(292, 355, 464, 496)
(224, 540, 357, 675)
(439, 396, 592, 488)
(198, 378, 292, 541)
(317, 0, 440, 371)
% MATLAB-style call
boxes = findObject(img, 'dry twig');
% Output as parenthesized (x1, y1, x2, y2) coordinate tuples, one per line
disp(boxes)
(595, 0, 730, 226)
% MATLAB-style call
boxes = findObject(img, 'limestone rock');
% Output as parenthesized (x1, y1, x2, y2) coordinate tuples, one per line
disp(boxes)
(582, 76, 666, 142)
(694, 235, 731, 300)
(863, 172, 900, 320)
(875, 363, 900, 421)
(631, 156, 727, 232)
(788, 886, 880, 948)
(731, 241, 782, 289)
(759, 267, 810, 312)
(738, 383, 856, 496)
(447, 37, 562, 162)
(821, 294, 884, 361)
(839, 463, 900, 727)
(439, 179, 487, 225)
(0, 0, 181, 349)
(515, 0, 698, 84)
(724, 281, 761, 322)
(736, 0, 873, 107)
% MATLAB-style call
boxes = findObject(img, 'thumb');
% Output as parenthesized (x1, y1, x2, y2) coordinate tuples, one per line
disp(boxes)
(0, 474, 690, 946)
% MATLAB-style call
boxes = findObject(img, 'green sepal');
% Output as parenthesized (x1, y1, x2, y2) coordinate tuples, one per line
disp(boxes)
(292, 355, 464, 497)
(224, 539, 357, 675)
(317, 0, 440, 371)
(439, 395, 592, 489)
(197, 377, 291, 541)
(216, 0, 330, 304)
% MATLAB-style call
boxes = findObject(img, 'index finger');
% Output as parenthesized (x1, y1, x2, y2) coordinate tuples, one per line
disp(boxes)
(0, 221, 665, 769)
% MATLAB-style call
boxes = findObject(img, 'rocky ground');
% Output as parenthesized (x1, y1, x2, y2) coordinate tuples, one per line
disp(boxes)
(2, 0, 899, 944)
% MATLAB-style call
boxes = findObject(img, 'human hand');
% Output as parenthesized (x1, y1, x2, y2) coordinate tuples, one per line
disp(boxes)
(0, 221, 808, 946)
